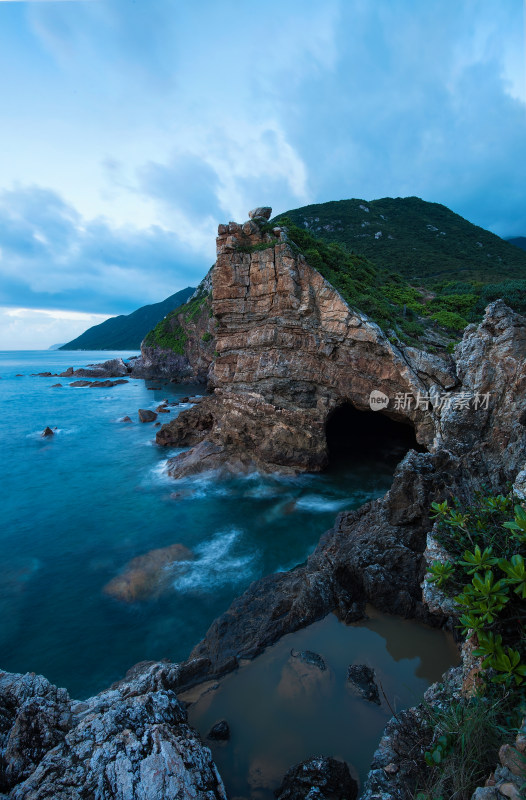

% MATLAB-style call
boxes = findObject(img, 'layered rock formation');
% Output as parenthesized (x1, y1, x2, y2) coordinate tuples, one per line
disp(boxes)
(158, 209, 525, 492)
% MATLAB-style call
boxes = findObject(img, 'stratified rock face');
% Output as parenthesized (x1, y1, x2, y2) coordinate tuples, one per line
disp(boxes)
(1, 666, 226, 800)
(211, 217, 439, 435)
(159, 211, 525, 485)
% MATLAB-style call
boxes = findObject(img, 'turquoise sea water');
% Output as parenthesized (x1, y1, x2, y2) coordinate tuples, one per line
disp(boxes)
(0, 351, 429, 699)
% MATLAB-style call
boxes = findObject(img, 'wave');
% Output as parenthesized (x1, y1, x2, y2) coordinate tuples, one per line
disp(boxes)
(170, 528, 255, 593)
(294, 494, 353, 513)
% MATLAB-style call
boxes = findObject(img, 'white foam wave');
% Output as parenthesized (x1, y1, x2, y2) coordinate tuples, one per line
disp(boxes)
(295, 494, 352, 513)
(170, 528, 255, 593)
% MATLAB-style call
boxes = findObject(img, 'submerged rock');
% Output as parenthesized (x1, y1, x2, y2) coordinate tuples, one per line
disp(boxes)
(41, 427, 54, 437)
(138, 408, 157, 423)
(207, 720, 230, 741)
(103, 543, 193, 602)
(290, 649, 326, 671)
(275, 756, 358, 800)
(121, 416, 132, 423)
(347, 664, 381, 705)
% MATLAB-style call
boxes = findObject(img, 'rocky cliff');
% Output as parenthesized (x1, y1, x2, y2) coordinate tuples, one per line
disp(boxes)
(2, 208, 525, 800)
(158, 208, 525, 490)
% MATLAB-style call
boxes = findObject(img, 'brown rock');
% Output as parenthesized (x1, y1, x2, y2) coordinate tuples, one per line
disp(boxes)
(156, 405, 170, 413)
(41, 427, 54, 437)
(70, 380, 92, 387)
(103, 543, 194, 603)
(499, 744, 526, 778)
(248, 206, 272, 220)
(138, 409, 157, 423)
(121, 416, 132, 423)
(50, 383, 62, 388)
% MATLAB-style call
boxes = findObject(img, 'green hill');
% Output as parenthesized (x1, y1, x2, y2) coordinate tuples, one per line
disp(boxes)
(507, 237, 526, 252)
(274, 197, 526, 284)
(60, 287, 195, 350)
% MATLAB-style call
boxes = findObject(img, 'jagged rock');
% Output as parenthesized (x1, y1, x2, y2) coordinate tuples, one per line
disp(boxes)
(89, 379, 128, 387)
(189, 449, 458, 674)
(274, 756, 357, 800)
(347, 664, 381, 705)
(70, 380, 92, 387)
(0, 671, 72, 793)
(50, 384, 62, 388)
(1, 668, 226, 800)
(138, 409, 157, 423)
(248, 206, 272, 220)
(103, 543, 193, 602)
(59, 358, 130, 379)
(121, 416, 132, 423)
(41, 427, 54, 437)
(207, 720, 230, 741)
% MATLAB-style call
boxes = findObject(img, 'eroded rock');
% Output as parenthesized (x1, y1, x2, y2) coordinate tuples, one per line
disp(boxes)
(347, 664, 380, 705)
(138, 408, 157, 423)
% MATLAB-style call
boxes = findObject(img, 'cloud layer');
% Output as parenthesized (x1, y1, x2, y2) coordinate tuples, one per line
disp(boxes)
(0, 0, 524, 347)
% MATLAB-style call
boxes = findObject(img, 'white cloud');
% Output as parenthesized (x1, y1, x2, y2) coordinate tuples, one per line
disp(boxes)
(0, 306, 112, 350)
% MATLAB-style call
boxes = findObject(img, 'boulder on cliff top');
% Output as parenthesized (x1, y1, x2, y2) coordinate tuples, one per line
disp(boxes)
(275, 756, 358, 800)
(248, 206, 272, 220)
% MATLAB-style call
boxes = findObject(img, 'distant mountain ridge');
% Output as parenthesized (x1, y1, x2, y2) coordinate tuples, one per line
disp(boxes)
(274, 197, 526, 284)
(507, 237, 526, 252)
(60, 287, 195, 350)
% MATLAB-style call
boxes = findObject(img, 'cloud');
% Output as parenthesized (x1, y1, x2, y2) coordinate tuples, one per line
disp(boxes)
(0, 306, 112, 351)
(0, 186, 208, 315)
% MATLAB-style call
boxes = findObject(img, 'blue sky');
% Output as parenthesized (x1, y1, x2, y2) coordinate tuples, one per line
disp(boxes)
(0, 0, 525, 348)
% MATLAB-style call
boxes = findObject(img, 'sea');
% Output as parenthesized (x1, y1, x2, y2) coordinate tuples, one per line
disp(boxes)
(0, 350, 456, 711)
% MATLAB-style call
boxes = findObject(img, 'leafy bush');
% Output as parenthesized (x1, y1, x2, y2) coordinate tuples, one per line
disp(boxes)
(419, 493, 526, 799)
(430, 311, 469, 331)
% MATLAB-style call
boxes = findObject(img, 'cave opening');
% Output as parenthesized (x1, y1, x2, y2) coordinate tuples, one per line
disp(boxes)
(325, 402, 421, 470)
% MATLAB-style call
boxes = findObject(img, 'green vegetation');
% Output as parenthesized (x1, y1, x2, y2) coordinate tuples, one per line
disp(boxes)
(275, 218, 459, 344)
(144, 291, 210, 355)
(60, 286, 195, 350)
(274, 203, 526, 341)
(418, 493, 526, 799)
(201, 331, 212, 342)
(275, 197, 526, 284)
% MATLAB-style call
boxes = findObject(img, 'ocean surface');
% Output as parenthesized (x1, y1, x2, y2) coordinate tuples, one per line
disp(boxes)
(0, 351, 450, 702)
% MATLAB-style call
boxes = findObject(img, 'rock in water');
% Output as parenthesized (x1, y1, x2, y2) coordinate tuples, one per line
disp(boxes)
(138, 408, 157, 423)
(347, 664, 381, 705)
(290, 649, 327, 671)
(41, 427, 54, 437)
(275, 756, 358, 800)
(207, 720, 230, 741)
(103, 543, 194, 602)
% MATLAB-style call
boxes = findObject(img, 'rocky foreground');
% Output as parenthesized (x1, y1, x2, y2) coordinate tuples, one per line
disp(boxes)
(2, 209, 525, 799)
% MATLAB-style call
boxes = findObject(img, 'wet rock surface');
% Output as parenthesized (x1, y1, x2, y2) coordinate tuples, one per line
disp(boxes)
(207, 720, 230, 741)
(274, 756, 358, 800)
(138, 408, 157, 423)
(290, 650, 326, 672)
(346, 665, 380, 705)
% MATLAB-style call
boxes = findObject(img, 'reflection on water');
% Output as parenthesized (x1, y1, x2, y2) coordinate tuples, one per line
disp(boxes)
(186, 609, 460, 799)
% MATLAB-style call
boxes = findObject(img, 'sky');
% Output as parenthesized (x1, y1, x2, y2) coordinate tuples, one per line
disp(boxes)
(0, 0, 525, 348)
